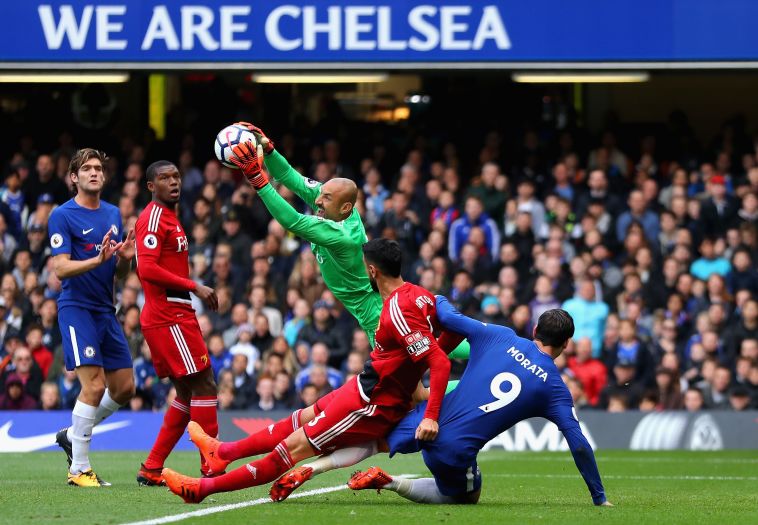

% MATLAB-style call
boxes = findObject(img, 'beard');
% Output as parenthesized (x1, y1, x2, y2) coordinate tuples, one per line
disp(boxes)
(369, 275, 378, 293)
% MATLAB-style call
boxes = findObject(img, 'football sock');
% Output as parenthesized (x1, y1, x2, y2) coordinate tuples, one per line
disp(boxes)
(303, 441, 378, 475)
(219, 409, 301, 461)
(384, 477, 455, 504)
(143, 398, 190, 470)
(202, 441, 294, 498)
(191, 396, 219, 475)
(69, 400, 97, 474)
(94, 389, 123, 425)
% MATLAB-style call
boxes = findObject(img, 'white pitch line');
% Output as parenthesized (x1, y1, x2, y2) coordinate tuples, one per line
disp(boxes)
(488, 473, 758, 481)
(120, 474, 419, 525)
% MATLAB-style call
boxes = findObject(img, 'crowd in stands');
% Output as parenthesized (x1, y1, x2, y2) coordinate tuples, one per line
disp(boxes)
(0, 107, 757, 414)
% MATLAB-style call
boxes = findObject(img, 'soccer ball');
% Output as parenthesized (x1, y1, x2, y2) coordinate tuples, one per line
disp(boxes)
(214, 124, 257, 168)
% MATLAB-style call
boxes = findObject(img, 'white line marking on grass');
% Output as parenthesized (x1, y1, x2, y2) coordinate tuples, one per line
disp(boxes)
(479, 455, 758, 464)
(120, 474, 418, 525)
(489, 473, 758, 481)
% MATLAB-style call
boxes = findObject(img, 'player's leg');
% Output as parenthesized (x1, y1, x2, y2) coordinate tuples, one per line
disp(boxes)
(139, 325, 192, 484)
(185, 366, 219, 476)
(350, 452, 481, 504)
(164, 427, 316, 503)
(197, 389, 331, 466)
(96, 313, 136, 423)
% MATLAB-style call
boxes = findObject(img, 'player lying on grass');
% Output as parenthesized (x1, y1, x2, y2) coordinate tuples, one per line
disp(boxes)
(163, 239, 456, 503)
(228, 123, 470, 373)
(281, 299, 611, 506)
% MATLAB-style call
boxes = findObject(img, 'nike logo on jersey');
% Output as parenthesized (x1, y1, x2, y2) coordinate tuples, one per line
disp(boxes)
(82, 228, 94, 235)
(0, 420, 130, 452)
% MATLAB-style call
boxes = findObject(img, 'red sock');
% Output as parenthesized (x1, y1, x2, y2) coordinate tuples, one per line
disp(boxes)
(191, 396, 219, 475)
(144, 398, 190, 470)
(219, 409, 301, 461)
(202, 442, 293, 498)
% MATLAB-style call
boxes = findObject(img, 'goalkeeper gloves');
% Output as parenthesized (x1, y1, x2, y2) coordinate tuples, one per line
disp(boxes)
(230, 141, 269, 190)
(234, 121, 275, 155)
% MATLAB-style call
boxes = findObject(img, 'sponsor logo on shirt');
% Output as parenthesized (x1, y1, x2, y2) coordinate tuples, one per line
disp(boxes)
(404, 331, 430, 357)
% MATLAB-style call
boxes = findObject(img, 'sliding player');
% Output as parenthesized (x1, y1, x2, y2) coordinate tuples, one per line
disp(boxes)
(50, 148, 135, 487)
(134, 161, 220, 486)
(162, 239, 452, 503)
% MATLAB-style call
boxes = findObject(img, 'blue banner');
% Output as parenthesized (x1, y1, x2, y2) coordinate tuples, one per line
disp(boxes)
(0, 1, 757, 64)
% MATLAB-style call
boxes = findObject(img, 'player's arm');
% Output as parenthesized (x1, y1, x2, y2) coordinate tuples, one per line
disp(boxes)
(52, 231, 123, 280)
(395, 298, 451, 440)
(547, 403, 609, 506)
(258, 184, 348, 247)
(115, 224, 135, 280)
(435, 295, 508, 343)
(234, 122, 321, 210)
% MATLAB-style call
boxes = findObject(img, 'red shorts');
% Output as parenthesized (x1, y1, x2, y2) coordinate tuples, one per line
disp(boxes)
(304, 377, 407, 453)
(143, 318, 210, 379)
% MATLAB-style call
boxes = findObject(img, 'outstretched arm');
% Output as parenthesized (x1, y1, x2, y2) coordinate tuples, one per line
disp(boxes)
(258, 184, 347, 247)
(547, 403, 608, 505)
(264, 150, 322, 211)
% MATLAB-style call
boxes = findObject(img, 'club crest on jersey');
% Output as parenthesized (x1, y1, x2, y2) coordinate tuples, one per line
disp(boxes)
(84, 346, 96, 358)
(50, 233, 63, 249)
(405, 331, 430, 357)
(143, 234, 158, 249)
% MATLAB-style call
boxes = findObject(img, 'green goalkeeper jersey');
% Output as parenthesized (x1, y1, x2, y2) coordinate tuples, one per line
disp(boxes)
(258, 151, 382, 345)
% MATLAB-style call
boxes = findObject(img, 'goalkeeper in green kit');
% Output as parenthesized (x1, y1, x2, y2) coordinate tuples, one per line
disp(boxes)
(228, 123, 469, 384)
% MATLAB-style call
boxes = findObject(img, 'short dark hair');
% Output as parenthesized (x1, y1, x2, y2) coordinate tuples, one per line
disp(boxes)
(534, 309, 575, 347)
(362, 238, 402, 278)
(146, 160, 175, 182)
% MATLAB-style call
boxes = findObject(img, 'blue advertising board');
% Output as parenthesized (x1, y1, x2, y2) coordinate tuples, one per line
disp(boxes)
(0, 1, 757, 66)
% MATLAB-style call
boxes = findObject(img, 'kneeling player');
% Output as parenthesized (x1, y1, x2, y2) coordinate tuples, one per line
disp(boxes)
(163, 239, 453, 503)
(317, 299, 611, 505)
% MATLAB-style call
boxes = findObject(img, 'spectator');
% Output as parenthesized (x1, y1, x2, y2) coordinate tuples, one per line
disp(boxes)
(249, 285, 283, 338)
(597, 359, 644, 410)
(702, 365, 732, 408)
(654, 366, 684, 410)
(229, 324, 260, 376)
(728, 248, 758, 294)
(701, 174, 739, 236)
(57, 369, 80, 410)
(295, 343, 342, 392)
(616, 189, 660, 244)
(0, 373, 37, 409)
(690, 237, 731, 281)
(528, 275, 561, 329)
(207, 334, 232, 380)
(254, 375, 288, 411)
(683, 387, 705, 412)
(299, 383, 320, 409)
(39, 381, 61, 410)
(25, 324, 52, 379)
(562, 279, 609, 357)
(605, 319, 655, 386)
(296, 300, 348, 368)
(282, 298, 310, 348)
(1, 346, 43, 400)
(273, 371, 297, 408)
(567, 338, 607, 406)
(449, 196, 500, 262)
(226, 353, 257, 409)
(728, 385, 754, 411)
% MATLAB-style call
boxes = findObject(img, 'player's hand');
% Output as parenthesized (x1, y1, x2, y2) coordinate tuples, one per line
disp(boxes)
(97, 231, 124, 264)
(116, 229, 136, 261)
(230, 141, 269, 190)
(415, 418, 439, 441)
(598, 501, 614, 507)
(194, 284, 219, 312)
(234, 121, 275, 154)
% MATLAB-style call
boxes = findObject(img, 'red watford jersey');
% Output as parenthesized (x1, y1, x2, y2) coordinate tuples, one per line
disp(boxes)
(135, 201, 196, 328)
(357, 282, 450, 418)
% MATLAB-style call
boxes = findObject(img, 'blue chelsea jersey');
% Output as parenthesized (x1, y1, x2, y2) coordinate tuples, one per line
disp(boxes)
(431, 297, 574, 464)
(48, 199, 123, 312)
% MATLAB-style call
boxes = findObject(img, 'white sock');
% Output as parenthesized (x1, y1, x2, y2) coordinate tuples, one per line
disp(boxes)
(303, 441, 379, 475)
(384, 477, 455, 504)
(94, 389, 123, 425)
(69, 401, 97, 474)
(67, 389, 122, 442)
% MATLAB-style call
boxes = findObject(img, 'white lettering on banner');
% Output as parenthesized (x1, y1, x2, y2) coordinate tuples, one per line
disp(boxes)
(264, 4, 509, 53)
(220, 6, 251, 50)
(302, 6, 341, 50)
(440, 6, 471, 50)
(377, 6, 405, 50)
(482, 421, 597, 452)
(181, 6, 218, 50)
(345, 6, 375, 50)
(266, 5, 302, 51)
(142, 6, 180, 50)
(96, 5, 127, 50)
(38, 5, 94, 50)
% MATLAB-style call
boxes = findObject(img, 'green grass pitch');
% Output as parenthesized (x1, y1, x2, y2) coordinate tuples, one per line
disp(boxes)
(1, 450, 756, 525)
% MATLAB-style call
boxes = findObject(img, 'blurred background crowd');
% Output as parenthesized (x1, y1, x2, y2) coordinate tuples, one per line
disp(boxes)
(0, 100, 757, 415)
